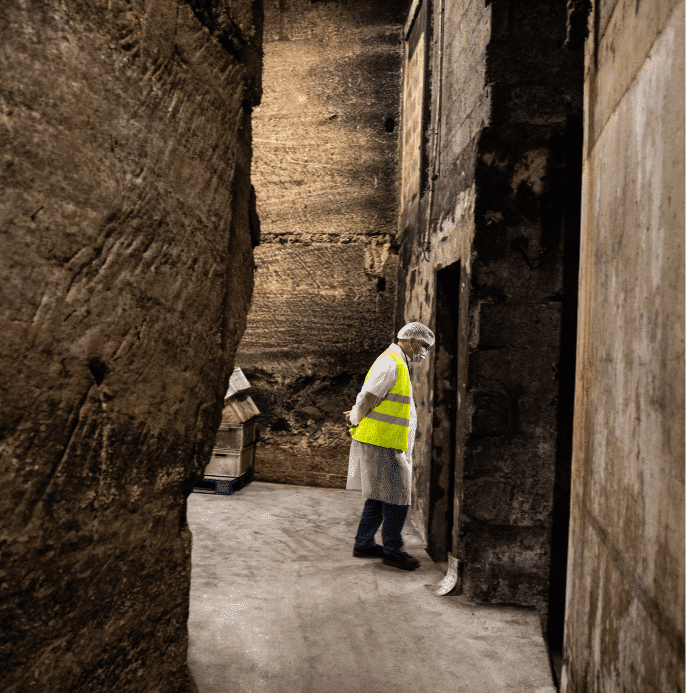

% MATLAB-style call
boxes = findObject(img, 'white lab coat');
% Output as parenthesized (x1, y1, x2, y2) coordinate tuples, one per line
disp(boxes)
(346, 343, 417, 505)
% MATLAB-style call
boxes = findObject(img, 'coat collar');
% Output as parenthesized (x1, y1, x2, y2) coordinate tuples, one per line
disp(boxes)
(388, 342, 411, 369)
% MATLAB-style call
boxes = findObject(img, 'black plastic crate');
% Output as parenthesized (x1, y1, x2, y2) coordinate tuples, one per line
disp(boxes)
(192, 470, 253, 496)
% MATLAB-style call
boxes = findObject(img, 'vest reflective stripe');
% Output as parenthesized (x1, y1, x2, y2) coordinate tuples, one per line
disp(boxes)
(350, 349, 411, 451)
(366, 410, 411, 427)
(384, 393, 412, 405)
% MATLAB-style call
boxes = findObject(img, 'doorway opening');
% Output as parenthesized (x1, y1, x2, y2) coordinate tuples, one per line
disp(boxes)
(426, 261, 461, 563)
(544, 115, 583, 687)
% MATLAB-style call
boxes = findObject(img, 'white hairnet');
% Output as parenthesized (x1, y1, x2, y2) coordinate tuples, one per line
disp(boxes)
(397, 322, 435, 346)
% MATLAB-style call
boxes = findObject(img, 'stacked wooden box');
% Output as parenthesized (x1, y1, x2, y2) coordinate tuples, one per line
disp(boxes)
(196, 367, 260, 494)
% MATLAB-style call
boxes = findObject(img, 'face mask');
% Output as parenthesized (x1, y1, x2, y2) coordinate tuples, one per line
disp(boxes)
(412, 347, 428, 364)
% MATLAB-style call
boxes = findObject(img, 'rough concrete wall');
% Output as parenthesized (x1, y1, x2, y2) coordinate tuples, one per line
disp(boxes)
(463, 0, 583, 613)
(398, 0, 491, 555)
(562, 2, 685, 692)
(0, 1, 262, 690)
(236, 0, 407, 488)
(397, 0, 583, 618)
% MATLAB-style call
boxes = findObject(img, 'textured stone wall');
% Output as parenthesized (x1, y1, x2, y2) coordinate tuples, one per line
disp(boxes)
(462, 0, 583, 637)
(396, 0, 583, 637)
(236, 0, 408, 488)
(0, 1, 262, 690)
(562, 2, 685, 692)
(396, 0, 491, 550)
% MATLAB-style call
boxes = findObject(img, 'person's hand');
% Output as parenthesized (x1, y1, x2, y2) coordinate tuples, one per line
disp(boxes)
(344, 410, 354, 427)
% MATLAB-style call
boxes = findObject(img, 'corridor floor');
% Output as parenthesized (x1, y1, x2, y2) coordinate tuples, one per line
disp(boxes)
(187, 482, 557, 693)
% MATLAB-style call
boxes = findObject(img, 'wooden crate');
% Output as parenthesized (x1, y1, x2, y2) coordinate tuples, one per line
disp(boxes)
(214, 419, 257, 450)
(204, 443, 255, 478)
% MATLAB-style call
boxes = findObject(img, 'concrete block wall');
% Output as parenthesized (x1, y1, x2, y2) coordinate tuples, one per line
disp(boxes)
(401, 0, 428, 208)
(396, 0, 583, 632)
(397, 0, 491, 562)
(562, 2, 685, 692)
(237, 0, 408, 488)
(0, 0, 262, 690)
(463, 0, 583, 622)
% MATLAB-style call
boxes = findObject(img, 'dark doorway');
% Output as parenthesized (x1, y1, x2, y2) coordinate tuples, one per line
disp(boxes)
(545, 115, 583, 688)
(426, 261, 461, 562)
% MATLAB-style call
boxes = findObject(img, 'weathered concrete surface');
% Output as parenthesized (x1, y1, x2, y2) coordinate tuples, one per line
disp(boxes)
(0, 1, 262, 690)
(562, 2, 685, 692)
(397, 0, 493, 553)
(236, 0, 407, 488)
(187, 482, 557, 693)
(396, 0, 583, 648)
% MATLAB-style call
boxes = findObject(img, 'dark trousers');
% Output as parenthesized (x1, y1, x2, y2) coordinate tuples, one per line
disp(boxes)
(354, 498, 409, 556)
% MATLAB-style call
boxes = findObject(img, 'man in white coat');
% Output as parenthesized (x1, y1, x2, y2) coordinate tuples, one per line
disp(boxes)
(344, 322, 435, 570)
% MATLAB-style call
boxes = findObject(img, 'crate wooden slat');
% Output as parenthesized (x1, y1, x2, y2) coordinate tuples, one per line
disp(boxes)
(221, 395, 260, 424)
(214, 419, 257, 450)
(204, 443, 256, 478)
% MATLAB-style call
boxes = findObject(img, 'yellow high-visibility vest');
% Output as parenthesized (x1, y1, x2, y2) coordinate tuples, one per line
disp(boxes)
(350, 349, 412, 451)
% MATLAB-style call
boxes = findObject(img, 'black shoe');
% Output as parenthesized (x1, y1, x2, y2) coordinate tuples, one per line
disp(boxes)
(382, 552, 420, 570)
(353, 545, 386, 558)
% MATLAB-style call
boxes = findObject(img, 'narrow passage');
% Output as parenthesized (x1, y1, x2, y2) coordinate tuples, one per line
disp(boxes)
(187, 482, 555, 693)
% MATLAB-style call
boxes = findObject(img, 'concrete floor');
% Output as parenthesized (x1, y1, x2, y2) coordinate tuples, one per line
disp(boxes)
(187, 482, 557, 693)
